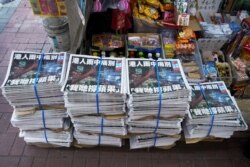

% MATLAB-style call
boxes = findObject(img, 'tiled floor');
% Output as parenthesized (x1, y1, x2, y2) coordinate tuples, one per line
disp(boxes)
(0, 1, 250, 167)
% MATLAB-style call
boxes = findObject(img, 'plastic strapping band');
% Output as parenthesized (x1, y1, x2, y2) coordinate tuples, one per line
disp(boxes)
(80, 0, 83, 11)
(153, 60, 162, 147)
(34, 53, 48, 143)
(96, 57, 103, 145)
(96, 57, 103, 115)
(198, 83, 215, 136)
(98, 117, 104, 145)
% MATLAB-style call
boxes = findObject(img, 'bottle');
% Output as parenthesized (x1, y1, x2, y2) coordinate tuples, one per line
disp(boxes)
(155, 53, 161, 59)
(137, 51, 144, 58)
(119, 51, 124, 57)
(93, 52, 98, 57)
(110, 52, 116, 57)
(129, 51, 135, 58)
(101, 51, 106, 57)
(148, 53, 153, 59)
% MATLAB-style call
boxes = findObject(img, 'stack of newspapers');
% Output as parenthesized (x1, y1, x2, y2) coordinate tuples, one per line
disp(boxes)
(1, 51, 72, 147)
(62, 55, 127, 147)
(126, 58, 191, 149)
(183, 81, 248, 143)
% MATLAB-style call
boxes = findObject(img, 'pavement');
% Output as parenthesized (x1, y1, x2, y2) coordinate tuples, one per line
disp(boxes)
(0, 1, 250, 167)
(0, 0, 21, 32)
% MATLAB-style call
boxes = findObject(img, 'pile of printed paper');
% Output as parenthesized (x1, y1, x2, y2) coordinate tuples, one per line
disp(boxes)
(126, 58, 191, 149)
(62, 55, 127, 147)
(183, 81, 248, 143)
(1, 51, 72, 147)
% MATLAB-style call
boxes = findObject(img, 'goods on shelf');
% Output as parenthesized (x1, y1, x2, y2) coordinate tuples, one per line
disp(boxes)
(201, 50, 232, 86)
(175, 0, 190, 26)
(132, 0, 180, 32)
(224, 30, 250, 93)
(175, 28, 205, 82)
(127, 33, 163, 59)
(91, 34, 126, 57)
(196, 0, 242, 38)
(162, 30, 176, 58)
(29, 0, 67, 16)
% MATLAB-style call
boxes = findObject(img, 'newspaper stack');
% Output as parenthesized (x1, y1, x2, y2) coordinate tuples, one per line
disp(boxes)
(19, 128, 73, 147)
(1, 51, 72, 147)
(126, 58, 191, 149)
(183, 81, 248, 143)
(62, 55, 127, 147)
(1, 51, 68, 107)
(11, 107, 67, 131)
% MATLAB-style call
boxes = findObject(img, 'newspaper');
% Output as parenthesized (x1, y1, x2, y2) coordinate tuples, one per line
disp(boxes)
(62, 54, 127, 147)
(183, 81, 248, 142)
(126, 58, 191, 149)
(1, 51, 72, 147)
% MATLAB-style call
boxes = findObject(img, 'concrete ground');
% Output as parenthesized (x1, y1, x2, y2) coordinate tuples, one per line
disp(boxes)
(0, 0, 250, 167)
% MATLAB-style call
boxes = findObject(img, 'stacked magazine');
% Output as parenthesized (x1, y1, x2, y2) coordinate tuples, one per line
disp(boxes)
(62, 55, 127, 147)
(126, 58, 191, 149)
(1, 51, 72, 147)
(183, 81, 248, 143)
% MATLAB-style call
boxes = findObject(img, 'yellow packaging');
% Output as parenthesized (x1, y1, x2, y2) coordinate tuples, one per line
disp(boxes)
(138, 4, 160, 20)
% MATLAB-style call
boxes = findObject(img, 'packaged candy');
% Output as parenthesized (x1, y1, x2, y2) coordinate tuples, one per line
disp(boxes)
(176, 0, 188, 13)
(133, 4, 155, 23)
(175, 43, 195, 55)
(144, 0, 161, 8)
(188, 72, 201, 79)
(242, 38, 250, 61)
(162, 0, 173, 3)
(178, 28, 196, 41)
(111, 9, 126, 31)
(138, 4, 160, 20)
(162, 3, 174, 11)
(163, 11, 174, 22)
(162, 31, 176, 58)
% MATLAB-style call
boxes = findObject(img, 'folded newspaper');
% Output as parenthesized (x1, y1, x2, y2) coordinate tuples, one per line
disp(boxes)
(62, 54, 127, 147)
(126, 58, 191, 149)
(183, 81, 248, 143)
(1, 51, 72, 147)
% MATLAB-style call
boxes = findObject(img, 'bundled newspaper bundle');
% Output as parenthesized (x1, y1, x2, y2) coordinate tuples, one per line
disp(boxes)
(183, 81, 248, 143)
(62, 55, 127, 147)
(126, 58, 191, 149)
(1, 51, 72, 147)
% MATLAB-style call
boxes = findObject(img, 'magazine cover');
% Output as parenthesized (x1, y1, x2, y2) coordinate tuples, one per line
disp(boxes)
(2, 51, 67, 87)
(189, 81, 240, 119)
(62, 54, 125, 94)
(126, 59, 190, 94)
